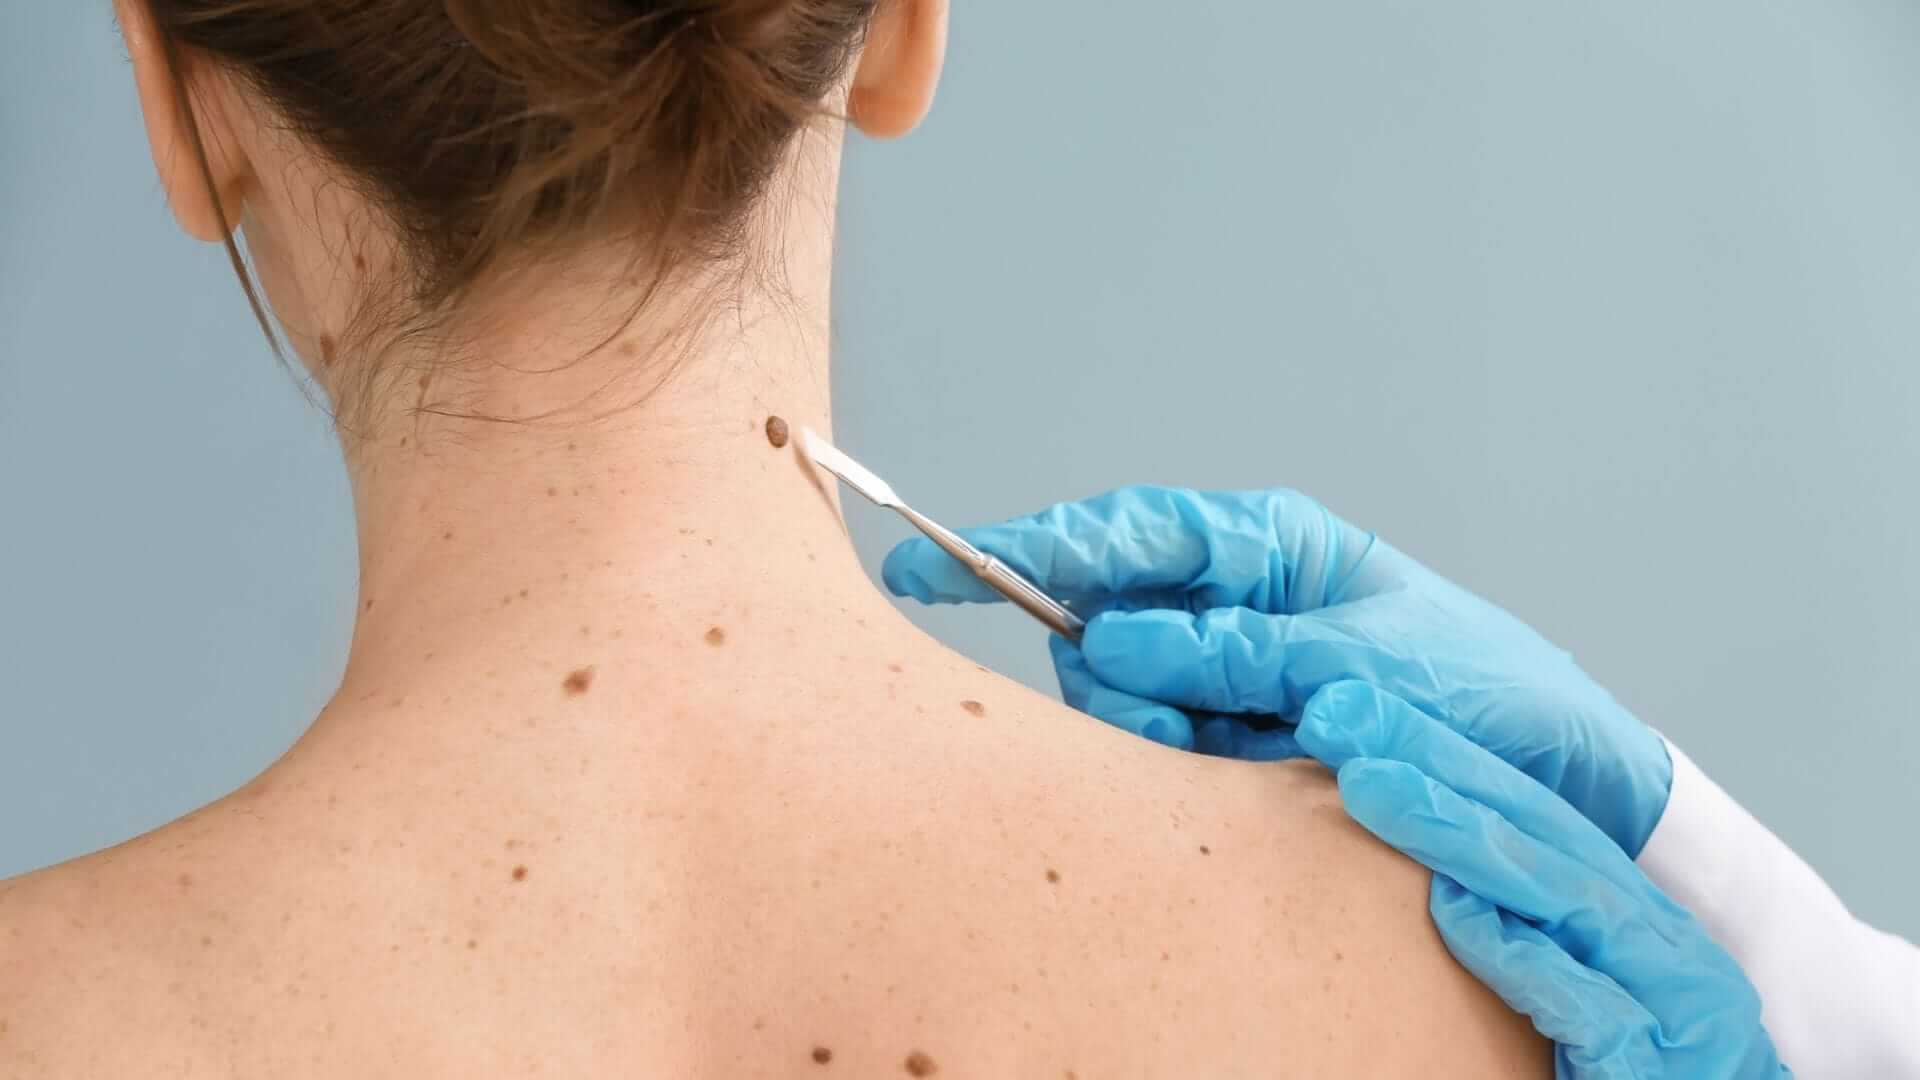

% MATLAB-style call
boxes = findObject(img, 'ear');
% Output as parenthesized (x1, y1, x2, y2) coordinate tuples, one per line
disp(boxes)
(848, 0, 949, 140)
(115, 0, 250, 242)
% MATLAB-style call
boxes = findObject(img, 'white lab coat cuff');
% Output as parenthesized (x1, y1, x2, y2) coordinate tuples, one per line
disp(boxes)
(1637, 738, 1920, 1078)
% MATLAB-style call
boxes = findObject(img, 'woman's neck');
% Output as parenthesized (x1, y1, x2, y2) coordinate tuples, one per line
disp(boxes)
(322, 203, 901, 714)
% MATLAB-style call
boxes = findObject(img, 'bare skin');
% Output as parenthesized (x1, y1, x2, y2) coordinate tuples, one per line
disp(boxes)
(0, 4, 1546, 1075)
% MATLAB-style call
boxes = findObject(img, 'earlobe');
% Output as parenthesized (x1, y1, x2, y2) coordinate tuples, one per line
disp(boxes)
(848, 0, 949, 140)
(115, 0, 248, 242)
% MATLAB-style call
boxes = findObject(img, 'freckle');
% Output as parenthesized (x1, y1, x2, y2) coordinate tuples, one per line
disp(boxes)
(318, 333, 337, 367)
(562, 668, 594, 695)
(1045, 868, 1060, 883)
(363, 598, 375, 612)
(1199, 845, 1210, 855)
(888, 663, 903, 674)
(506, 838, 519, 850)
(568, 442, 577, 451)
(354, 253, 368, 270)
(764, 415, 790, 448)
(904, 1050, 938, 1076)
(1334, 949, 1344, 961)
(200, 935, 213, 947)
(177, 873, 192, 889)
(417, 373, 430, 390)
(511, 865, 528, 882)
(548, 487, 558, 497)
(443, 531, 454, 541)
(519, 588, 529, 598)
(959, 700, 986, 718)
(466, 939, 478, 950)
(811, 1047, 833, 1065)
(704, 626, 728, 647)
(620, 341, 639, 357)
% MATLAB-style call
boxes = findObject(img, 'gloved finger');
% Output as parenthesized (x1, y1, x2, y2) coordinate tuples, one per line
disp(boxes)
(1081, 606, 1412, 719)
(881, 486, 1387, 612)
(1428, 876, 1659, 1079)
(1298, 682, 1641, 890)
(1049, 636, 1196, 752)
(1192, 716, 1305, 761)
(1335, 758, 1671, 995)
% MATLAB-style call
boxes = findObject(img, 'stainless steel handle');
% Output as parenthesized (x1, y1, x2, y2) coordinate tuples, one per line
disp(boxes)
(895, 505, 1084, 641)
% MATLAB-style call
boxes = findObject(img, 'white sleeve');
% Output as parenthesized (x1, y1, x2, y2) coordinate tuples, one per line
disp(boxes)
(1636, 739, 1920, 1078)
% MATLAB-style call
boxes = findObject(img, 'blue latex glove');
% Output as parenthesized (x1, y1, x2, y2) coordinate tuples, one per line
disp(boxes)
(1298, 680, 1787, 1079)
(883, 486, 1674, 855)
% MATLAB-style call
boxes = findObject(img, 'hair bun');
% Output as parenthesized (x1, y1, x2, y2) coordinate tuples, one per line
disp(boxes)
(677, 0, 792, 55)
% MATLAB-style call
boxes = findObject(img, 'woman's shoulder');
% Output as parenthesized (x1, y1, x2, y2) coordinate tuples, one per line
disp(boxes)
(0, 791, 303, 1073)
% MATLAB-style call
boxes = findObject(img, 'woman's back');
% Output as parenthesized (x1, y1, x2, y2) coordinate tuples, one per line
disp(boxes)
(13, 2, 1544, 1071)
(2, 597, 1544, 1077)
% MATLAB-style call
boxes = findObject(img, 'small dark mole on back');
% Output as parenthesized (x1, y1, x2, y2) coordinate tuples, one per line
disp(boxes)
(959, 700, 986, 718)
(511, 865, 528, 882)
(353, 253, 368, 271)
(904, 1050, 938, 1076)
(705, 627, 727, 647)
(765, 415, 790, 448)
(811, 1047, 833, 1065)
(1045, 868, 1060, 884)
(563, 667, 595, 695)
(1199, 845, 1211, 855)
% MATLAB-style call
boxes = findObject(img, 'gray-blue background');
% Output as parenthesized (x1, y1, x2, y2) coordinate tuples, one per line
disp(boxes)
(5, 3, 1916, 937)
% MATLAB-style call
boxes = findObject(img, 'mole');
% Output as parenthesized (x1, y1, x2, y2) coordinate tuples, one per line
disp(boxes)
(318, 333, 337, 367)
(511, 865, 528, 882)
(354, 253, 368, 271)
(705, 627, 727, 647)
(811, 1047, 833, 1065)
(959, 700, 986, 718)
(466, 939, 478, 950)
(1199, 845, 1211, 856)
(765, 415, 790, 448)
(562, 667, 595, 696)
(904, 1050, 938, 1076)
(1045, 868, 1060, 884)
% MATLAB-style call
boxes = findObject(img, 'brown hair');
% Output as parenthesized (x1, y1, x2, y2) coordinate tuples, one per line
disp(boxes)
(148, 0, 878, 417)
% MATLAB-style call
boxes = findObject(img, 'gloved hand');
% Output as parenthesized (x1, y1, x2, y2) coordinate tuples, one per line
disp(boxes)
(1298, 680, 1788, 1079)
(882, 486, 1673, 855)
